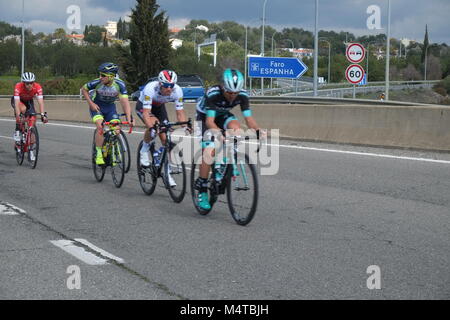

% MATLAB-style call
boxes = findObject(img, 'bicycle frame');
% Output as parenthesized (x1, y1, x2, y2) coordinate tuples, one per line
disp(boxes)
(19, 113, 37, 153)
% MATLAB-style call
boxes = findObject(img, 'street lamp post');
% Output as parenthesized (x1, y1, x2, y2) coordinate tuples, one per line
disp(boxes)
(319, 38, 331, 84)
(244, 19, 260, 91)
(313, 0, 319, 97)
(270, 32, 279, 90)
(385, 0, 391, 100)
(283, 39, 295, 89)
(21, 0, 25, 75)
(260, 0, 268, 95)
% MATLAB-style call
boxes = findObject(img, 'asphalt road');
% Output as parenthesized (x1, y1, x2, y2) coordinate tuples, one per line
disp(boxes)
(0, 117, 449, 300)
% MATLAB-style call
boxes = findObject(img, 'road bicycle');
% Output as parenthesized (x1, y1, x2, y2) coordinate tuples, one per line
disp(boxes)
(92, 119, 132, 188)
(191, 130, 262, 226)
(137, 118, 192, 203)
(116, 114, 132, 174)
(14, 112, 46, 169)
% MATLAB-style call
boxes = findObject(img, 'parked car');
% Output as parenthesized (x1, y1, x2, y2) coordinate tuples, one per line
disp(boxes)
(131, 74, 205, 102)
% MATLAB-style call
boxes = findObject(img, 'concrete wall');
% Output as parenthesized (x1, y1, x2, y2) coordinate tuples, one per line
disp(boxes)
(1, 99, 449, 151)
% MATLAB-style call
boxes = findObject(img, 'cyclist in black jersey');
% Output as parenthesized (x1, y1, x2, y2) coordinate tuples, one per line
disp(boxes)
(194, 68, 262, 210)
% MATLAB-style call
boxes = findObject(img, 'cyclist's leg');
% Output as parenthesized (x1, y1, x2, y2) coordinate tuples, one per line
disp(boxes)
(90, 108, 106, 164)
(139, 106, 159, 166)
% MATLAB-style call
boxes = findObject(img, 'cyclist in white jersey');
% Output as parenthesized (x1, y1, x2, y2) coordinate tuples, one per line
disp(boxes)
(136, 70, 191, 184)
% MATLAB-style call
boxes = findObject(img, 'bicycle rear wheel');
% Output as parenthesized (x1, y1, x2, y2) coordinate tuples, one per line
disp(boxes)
(28, 127, 39, 169)
(110, 136, 126, 188)
(164, 148, 186, 203)
(92, 129, 106, 182)
(137, 140, 157, 195)
(119, 131, 131, 173)
(226, 154, 258, 226)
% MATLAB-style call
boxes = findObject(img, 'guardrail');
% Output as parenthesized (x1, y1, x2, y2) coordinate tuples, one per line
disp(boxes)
(248, 96, 436, 106)
(0, 94, 437, 107)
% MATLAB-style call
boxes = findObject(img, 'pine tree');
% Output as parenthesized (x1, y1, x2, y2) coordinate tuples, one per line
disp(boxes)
(117, 0, 171, 91)
(117, 18, 123, 40)
(422, 24, 429, 63)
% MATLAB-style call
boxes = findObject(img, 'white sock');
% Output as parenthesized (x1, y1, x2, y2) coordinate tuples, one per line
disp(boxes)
(141, 142, 150, 152)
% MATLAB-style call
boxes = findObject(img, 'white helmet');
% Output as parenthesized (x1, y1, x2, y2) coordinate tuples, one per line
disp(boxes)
(21, 72, 36, 83)
(158, 70, 177, 85)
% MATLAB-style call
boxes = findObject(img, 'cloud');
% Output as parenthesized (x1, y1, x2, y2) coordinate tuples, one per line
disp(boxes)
(0, 0, 449, 43)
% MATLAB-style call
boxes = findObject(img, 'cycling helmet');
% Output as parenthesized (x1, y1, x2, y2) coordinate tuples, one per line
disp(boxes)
(98, 62, 119, 74)
(223, 68, 244, 92)
(21, 72, 36, 83)
(158, 70, 177, 84)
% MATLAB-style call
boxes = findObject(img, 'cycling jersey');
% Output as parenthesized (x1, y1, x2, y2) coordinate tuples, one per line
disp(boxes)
(83, 78, 128, 106)
(14, 82, 43, 102)
(138, 81, 184, 110)
(196, 85, 252, 118)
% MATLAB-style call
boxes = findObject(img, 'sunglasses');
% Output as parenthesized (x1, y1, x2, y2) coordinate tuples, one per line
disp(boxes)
(24, 82, 34, 85)
(161, 83, 175, 88)
(100, 72, 115, 78)
(226, 91, 239, 95)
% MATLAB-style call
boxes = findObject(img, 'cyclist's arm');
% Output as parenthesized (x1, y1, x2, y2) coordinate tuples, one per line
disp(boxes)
(81, 82, 99, 111)
(116, 80, 132, 124)
(119, 95, 132, 124)
(35, 84, 45, 114)
(173, 88, 187, 124)
(240, 95, 260, 131)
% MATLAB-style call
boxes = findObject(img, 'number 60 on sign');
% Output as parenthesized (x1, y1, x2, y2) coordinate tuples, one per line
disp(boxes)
(345, 64, 365, 84)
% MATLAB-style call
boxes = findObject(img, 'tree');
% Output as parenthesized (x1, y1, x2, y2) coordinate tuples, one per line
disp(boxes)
(117, 0, 171, 91)
(84, 25, 106, 44)
(53, 28, 66, 39)
(402, 64, 421, 80)
(422, 24, 429, 63)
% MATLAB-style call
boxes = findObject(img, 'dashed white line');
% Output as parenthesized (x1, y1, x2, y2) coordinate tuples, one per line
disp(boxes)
(50, 239, 124, 266)
(0, 201, 26, 215)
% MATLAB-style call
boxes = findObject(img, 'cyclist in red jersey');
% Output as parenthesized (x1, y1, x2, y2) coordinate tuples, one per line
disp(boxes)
(11, 72, 48, 142)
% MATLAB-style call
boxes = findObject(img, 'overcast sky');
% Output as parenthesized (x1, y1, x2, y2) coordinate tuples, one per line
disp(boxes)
(1, 0, 449, 44)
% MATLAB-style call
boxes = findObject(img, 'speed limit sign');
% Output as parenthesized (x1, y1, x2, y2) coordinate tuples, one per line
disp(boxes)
(345, 64, 365, 84)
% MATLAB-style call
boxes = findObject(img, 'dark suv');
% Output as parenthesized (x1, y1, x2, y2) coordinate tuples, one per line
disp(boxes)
(131, 74, 205, 102)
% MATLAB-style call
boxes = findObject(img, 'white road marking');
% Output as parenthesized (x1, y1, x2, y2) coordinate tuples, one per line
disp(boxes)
(50, 239, 124, 266)
(0, 201, 26, 215)
(1, 118, 449, 165)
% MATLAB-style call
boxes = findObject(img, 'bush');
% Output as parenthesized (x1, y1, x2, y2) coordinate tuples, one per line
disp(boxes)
(433, 85, 448, 97)
(441, 75, 450, 94)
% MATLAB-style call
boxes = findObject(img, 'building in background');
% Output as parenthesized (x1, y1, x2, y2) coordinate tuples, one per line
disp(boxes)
(104, 21, 117, 37)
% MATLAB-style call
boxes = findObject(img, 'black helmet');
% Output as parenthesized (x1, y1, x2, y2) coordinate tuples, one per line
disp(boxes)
(98, 62, 119, 74)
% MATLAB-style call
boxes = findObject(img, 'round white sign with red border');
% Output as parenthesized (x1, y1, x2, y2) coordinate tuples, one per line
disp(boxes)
(345, 64, 365, 84)
(346, 43, 365, 63)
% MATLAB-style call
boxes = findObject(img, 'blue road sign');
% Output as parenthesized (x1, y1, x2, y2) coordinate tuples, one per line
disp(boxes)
(248, 56, 308, 79)
(358, 74, 367, 86)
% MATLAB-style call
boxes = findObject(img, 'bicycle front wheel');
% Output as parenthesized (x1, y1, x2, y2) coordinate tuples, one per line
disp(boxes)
(137, 141, 157, 195)
(226, 154, 259, 226)
(15, 133, 25, 166)
(164, 148, 186, 203)
(110, 136, 126, 188)
(92, 129, 106, 182)
(119, 131, 131, 173)
(28, 127, 39, 169)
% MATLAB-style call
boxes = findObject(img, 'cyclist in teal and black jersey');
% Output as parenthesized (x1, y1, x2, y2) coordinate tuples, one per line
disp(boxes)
(194, 68, 262, 210)
(81, 62, 133, 165)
